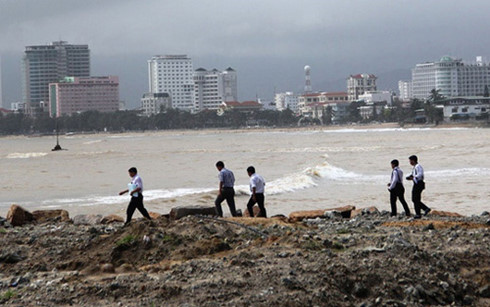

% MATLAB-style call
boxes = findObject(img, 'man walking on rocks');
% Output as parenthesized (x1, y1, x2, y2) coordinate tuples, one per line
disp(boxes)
(246, 166, 266, 218)
(119, 167, 151, 225)
(407, 155, 431, 219)
(387, 159, 411, 217)
(214, 161, 238, 217)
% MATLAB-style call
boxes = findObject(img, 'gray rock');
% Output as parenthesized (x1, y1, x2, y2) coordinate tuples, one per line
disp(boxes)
(0, 252, 24, 263)
(478, 284, 490, 298)
(169, 205, 217, 220)
(72, 214, 103, 225)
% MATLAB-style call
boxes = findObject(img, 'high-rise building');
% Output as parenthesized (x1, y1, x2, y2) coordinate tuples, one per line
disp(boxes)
(275, 92, 299, 112)
(49, 76, 119, 117)
(347, 74, 377, 101)
(193, 67, 238, 112)
(22, 41, 90, 114)
(411, 56, 490, 100)
(148, 55, 194, 111)
(398, 80, 412, 101)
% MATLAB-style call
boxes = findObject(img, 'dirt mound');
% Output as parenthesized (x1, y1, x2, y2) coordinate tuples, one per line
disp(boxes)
(1, 214, 489, 306)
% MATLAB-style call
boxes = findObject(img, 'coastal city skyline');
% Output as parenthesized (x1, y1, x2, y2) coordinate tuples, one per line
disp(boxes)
(2, 0, 490, 109)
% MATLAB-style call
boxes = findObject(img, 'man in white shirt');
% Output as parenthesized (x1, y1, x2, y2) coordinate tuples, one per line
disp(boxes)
(246, 166, 266, 218)
(407, 155, 431, 219)
(387, 159, 411, 217)
(119, 167, 151, 225)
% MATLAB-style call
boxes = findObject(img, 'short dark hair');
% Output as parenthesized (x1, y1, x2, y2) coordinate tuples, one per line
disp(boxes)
(247, 166, 255, 174)
(408, 155, 418, 163)
(128, 167, 137, 173)
(216, 161, 224, 168)
(391, 159, 399, 166)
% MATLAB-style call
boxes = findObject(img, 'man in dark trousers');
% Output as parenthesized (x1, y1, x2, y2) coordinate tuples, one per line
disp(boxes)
(119, 167, 151, 225)
(387, 159, 411, 217)
(214, 161, 238, 217)
(246, 166, 266, 218)
(407, 155, 431, 219)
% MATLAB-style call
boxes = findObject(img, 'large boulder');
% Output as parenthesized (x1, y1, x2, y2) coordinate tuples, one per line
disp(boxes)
(428, 210, 463, 217)
(72, 214, 103, 225)
(288, 210, 325, 222)
(100, 214, 124, 224)
(6, 205, 34, 226)
(169, 205, 217, 220)
(148, 211, 162, 219)
(32, 209, 70, 223)
(289, 205, 356, 222)
(350, 206, 379, 218)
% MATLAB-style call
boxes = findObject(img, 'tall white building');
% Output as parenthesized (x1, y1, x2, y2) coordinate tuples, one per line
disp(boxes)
(148, 55, 194, 111)
(411, 56, 490, 100)
(274, 92, 299, 112)
(347, 74, 377, 101)
(193, 67, 238, 112)
(398, 80, 412, 101)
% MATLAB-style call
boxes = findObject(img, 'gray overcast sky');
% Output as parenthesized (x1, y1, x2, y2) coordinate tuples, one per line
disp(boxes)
(1, 0, 490, 107)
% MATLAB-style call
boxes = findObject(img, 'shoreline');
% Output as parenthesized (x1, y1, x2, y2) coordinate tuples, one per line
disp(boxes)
(0, 121, 487, 140)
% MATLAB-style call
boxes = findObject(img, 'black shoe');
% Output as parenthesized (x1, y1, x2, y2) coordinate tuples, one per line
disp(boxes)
(405, 213, 411, 217)
(414, 215, 422, 219)
(424, 208, 431, 216)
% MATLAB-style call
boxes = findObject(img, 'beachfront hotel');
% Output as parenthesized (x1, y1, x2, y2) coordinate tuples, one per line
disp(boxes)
(48, 76, 119, 117)
(148, 55, 195, 112)
(22, 41, 90, 115)
(411, 56, 490, 100)
(193, 67, 238, 112)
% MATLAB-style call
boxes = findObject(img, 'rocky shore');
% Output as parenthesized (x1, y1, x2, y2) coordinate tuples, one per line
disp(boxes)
(0, 205, 489, 307)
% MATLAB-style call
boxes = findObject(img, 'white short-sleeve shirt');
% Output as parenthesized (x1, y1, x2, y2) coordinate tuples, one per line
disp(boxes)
(249, 173, 265, 194)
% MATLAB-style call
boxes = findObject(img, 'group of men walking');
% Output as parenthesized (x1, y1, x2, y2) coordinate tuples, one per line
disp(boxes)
(388, 155, 431, 219)
(214, 161, 266, 218)
(119, 155, 431, 225)
(119, 161, 267, 225)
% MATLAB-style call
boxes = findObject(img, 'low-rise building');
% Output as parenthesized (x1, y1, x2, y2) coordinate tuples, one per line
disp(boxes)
(141, 92, 172, 116)
(439, 96, 489, 121)
(358, 91, 393, 106)
(218, 100, 262, 115)
(49, 76, 119, 117)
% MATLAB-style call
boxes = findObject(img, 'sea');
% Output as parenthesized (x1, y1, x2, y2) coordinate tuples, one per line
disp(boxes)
(1, 126, 489, 218)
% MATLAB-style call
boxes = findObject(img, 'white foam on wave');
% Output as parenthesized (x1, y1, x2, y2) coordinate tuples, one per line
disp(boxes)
(23, 187, 217, 209)
(6, 152, 48, 159)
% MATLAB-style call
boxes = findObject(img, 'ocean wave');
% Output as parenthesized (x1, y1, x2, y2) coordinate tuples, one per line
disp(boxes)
(427, 168, 490, 177)
(6, 152, 48, 159)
